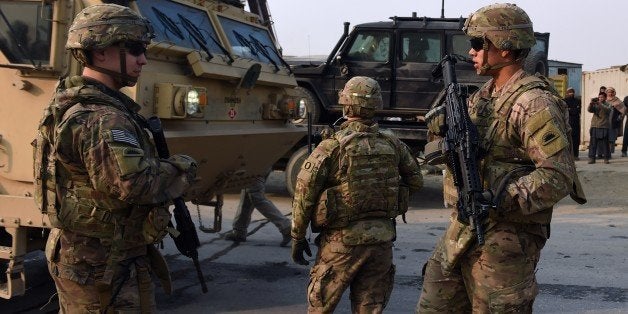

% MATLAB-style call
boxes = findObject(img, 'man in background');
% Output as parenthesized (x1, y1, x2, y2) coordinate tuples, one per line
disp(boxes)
(224, 173, 292, 246)
(564, 87, 581, 159)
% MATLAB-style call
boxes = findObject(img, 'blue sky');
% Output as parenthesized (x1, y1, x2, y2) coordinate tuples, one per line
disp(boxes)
(264, 0, 626, 71)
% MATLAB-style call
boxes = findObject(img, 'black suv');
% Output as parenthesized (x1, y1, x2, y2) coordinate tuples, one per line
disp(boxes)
(288, 14, 549, 134)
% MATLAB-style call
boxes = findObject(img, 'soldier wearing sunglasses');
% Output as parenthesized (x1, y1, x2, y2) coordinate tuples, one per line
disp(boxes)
(418, 3, 586, 313)
(36, 4, 197, 312)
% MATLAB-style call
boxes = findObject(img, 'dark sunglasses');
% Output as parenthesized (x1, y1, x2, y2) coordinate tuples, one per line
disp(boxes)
(469, 37, 484, 51)
(124, 42, 147, 57)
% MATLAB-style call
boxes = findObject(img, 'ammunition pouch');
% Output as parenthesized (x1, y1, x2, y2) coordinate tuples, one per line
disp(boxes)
(142, 205, 171, 244)
(312, 186, 341, 231)
(313, 185, 409, 231)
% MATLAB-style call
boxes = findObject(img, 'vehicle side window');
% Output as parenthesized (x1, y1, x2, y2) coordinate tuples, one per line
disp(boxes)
(400, 32, 441, 63)
(345, 31, 390, 62)
(452, 34, 471, 56)
(0, 2, 52, 65)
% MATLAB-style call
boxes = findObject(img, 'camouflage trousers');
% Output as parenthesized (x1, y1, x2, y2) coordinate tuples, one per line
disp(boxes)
(49, 256, 156, 313)
(416, 222, 546, 313)
(307, 233, 395, 314)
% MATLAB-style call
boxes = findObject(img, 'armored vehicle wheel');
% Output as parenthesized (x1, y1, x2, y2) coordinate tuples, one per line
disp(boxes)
(293, 87, 321, 124)
(285, 146, 310, 197)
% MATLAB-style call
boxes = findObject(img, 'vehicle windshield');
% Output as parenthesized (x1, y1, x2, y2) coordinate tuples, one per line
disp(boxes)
(0, 1, 52, 66)
(136, 0, 224, 55)
(218, 15, 283, 66)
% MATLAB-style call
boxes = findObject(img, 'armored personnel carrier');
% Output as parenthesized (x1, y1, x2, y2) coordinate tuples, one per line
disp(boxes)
(0, 0, 304, 298)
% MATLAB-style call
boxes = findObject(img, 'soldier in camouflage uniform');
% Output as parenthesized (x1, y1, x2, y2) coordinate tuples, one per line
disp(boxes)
(417, 3, 586, 313)
(36, 4, 197, 313)
(291, 76, 423, 313)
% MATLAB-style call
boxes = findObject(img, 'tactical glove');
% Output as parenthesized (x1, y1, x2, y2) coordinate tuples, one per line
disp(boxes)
(167, 154, 198, 181)
(291, 238, 312, 265)
(425, 104, 447, 136)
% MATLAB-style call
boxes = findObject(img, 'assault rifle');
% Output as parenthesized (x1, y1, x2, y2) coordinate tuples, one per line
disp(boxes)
(431, 55, 492, 245)
(146, 116, 208, 293)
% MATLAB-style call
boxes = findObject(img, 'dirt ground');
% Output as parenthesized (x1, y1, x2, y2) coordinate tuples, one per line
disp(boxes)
(571, 153, 628, 209)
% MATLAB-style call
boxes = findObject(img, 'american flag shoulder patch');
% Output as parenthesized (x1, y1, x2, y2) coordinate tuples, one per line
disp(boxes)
(110, 129, 140, 147)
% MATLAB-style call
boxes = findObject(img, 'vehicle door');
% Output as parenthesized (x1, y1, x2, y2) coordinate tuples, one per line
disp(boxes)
(393, 30, 443, 112)
(330, 30, 393, 109)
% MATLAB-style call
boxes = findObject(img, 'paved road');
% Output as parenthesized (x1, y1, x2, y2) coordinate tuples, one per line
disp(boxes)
(3, 161, 628, 313)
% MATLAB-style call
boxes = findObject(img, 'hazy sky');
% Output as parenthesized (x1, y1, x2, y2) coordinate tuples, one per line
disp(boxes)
(264, 0, 626, 71)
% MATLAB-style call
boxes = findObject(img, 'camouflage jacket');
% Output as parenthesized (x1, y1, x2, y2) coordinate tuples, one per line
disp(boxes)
(448, 69, 585, 226)
(52, 76, 189, 266)
(291, 119, 423, 241)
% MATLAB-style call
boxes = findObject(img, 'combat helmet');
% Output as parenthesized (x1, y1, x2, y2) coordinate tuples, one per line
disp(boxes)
(67, 3, 154, 85)
(463, 3, 534, 74)
(463, 3, 535, 51)
(338, 76, 383, 119)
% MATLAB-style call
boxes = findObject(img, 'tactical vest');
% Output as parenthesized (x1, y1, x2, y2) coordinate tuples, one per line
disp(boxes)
(314, 128, 403, 229)
(463, 74, 568, 224)
(471, 75, 550, 185)
(33, 78, 170, 256)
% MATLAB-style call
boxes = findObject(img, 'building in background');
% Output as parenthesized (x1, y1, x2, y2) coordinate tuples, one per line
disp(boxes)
(548, 60, 582, 97)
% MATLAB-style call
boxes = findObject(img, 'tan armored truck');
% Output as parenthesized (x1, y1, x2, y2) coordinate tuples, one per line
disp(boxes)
(0, 0, 304, 298)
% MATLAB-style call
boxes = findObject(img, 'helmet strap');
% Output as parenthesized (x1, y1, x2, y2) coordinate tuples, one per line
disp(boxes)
(84, 42, 137, 87)
(342, 104, 355, 118)
(478, 37, 520, 75)
(118, 42, 130, 86)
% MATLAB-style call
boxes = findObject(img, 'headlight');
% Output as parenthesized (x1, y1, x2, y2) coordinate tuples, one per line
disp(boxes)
(297, 98, 307, 119)
(155, 83, 207, 119)
(185, 89, 200, 115)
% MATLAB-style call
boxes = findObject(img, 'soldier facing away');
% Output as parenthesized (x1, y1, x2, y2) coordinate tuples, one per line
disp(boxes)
(35, 4, 197, 312)
(417, 3, 586, 313)
(291, 76, 423, 313)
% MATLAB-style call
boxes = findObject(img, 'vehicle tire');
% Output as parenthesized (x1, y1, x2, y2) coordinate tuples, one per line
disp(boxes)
(285, 145, 311, 197)
(293, 87, 321, 124)
(523, 50, 547, 76)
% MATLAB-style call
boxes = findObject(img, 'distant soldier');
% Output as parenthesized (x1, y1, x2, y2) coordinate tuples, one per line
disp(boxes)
(35, 4, 196, 312)
(291, 76, 423, 313)
(418, 3, 586, 313)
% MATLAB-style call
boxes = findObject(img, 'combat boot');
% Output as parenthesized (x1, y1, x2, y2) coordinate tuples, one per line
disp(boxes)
(280, 230, 292, 247)
(224, 229, 247, 242)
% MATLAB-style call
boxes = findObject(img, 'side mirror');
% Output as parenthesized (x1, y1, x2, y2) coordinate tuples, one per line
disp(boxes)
(335, 55, 343, 64)
(237, 63, 261, 90)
